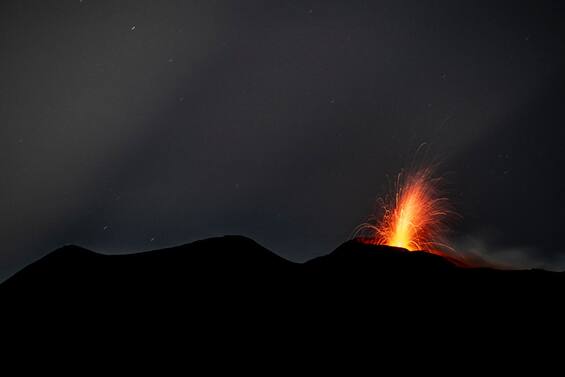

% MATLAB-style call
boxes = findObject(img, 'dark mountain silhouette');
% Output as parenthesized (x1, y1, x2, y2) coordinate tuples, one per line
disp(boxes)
(4, 236, 558, 359)
(3, 235, 563, 305)
(1, 236, 293, 301)
(4, 234, 565, 342)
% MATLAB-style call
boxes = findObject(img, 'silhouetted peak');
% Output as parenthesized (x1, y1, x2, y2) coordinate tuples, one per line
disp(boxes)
(162, 235, 292, 266)
(307, 238, 458, 273)
(48, 245, 100, 259)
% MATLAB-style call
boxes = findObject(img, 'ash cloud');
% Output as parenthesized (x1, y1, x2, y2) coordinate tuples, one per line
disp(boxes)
(454, 236, 565, 272)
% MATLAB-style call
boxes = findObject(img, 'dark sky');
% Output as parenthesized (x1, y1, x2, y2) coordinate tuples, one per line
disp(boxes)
(2, 0, 565, 279)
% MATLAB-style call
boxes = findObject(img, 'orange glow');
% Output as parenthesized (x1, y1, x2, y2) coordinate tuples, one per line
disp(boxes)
(357, 168, 452, 255)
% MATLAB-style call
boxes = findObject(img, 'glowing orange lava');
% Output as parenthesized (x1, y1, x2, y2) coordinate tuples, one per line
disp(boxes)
(357, 168, 452, 255)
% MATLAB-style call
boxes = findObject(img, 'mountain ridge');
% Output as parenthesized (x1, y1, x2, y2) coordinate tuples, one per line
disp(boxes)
(2, 235, 564, 306)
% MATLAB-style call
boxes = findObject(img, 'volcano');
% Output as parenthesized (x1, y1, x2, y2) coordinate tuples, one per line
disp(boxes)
(2, 235, 563, 306)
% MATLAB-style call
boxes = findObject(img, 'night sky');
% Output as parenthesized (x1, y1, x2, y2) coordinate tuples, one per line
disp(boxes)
(2, 0, 565, 280)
